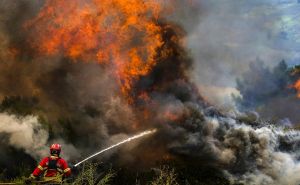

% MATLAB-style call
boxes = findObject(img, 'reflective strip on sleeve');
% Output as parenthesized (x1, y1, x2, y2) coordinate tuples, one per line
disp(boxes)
(63, 168, 70, 173)
(37, 165, 44, 170)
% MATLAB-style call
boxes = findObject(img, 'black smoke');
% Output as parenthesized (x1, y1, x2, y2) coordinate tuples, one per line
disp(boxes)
(0, 1, 300, 185)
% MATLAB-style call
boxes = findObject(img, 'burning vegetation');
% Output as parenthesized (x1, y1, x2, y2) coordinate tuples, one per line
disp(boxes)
(293, 79, 300, 98)
(26, 0, 164, 102)
(0, 0, 300, 185)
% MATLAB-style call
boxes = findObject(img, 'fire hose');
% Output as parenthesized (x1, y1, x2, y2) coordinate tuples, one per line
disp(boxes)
(0, 129, 157, 185)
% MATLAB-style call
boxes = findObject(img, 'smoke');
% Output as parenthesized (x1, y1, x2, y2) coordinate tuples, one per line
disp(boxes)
(164, 104, 300, 184)
(182, 0, 300, 107)
(206, 117, 300, 185)
(0, 113, 48, 159)
(0, 0, 135, 170)
(0, 113, 78, 161)
(235, 60, 300, 124)
(175, 0, 300, 121)
(0, 1, 300, 184)
(0, 1, 162, 176)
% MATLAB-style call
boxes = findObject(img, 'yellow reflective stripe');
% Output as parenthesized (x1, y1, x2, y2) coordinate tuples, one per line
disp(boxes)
(57, 168, 63, 173)
(50, 155, 59, 159)
(63, 168, 70, 173)
(37, 165, 44, 170)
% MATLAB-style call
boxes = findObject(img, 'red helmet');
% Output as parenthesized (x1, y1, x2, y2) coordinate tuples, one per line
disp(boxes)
(50, 144, 61, 156)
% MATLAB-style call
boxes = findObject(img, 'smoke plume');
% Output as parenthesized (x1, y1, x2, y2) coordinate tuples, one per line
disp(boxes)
(235, 60, 300, 124)
(0, 113, 48, 159)
(184, 0, 300, 108)
(0, 1, 300, 185)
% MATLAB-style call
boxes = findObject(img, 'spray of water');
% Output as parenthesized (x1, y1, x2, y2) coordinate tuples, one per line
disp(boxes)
(74, 129, 157, 167)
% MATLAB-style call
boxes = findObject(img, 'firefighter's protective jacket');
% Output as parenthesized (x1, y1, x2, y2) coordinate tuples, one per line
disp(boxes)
(32, 155, 71, 178)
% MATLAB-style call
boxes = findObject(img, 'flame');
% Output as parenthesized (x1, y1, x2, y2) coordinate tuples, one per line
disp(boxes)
(163, 111, 180, 122)
(26, 0, 164, 101)
(293, 79, 300, 98)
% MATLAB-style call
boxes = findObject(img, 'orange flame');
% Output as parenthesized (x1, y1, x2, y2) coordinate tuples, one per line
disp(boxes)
(293, 79, 300, 98)
(26, 0, 164, 101)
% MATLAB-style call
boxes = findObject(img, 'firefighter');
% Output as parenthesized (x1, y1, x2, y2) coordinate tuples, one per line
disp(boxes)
(26, 144, 71, 184)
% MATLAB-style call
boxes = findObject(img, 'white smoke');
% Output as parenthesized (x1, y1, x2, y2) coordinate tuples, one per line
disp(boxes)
(0, 113, 78, 161)
(0, 113, 48, 159)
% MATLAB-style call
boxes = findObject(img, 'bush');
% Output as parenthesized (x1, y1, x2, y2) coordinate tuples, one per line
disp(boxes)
(70, 163, 115, 185)
(149, 166, 179, 185)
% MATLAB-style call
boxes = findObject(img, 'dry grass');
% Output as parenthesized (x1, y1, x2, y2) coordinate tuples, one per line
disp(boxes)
(149, 166, 179, 185)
